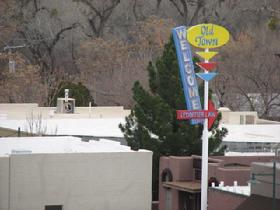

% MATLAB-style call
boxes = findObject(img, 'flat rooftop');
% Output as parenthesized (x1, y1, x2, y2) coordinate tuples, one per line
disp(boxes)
(0, 103, 130, 137)
(211, 185, 250, 196)
(221, 124, 280, 143)
(0, 136, 148, 156)
(225, 152, 276, 156)
(0, 103, 130, 119)
(0, 118, 126, 137)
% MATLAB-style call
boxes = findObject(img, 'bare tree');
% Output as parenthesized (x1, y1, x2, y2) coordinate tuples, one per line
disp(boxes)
(25, 110, 47, 136)
(214, 32, 280, 118)
(0, 0, 17, 46)
(6, 0, 80, 105)
(161, 0, 206, 25)
(77, 17, 174, 107)
(73, 0, 120, 37)
(0, 52, 48, 104)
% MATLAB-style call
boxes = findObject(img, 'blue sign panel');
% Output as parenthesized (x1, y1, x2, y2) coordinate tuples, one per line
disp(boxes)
(172, 26, 202, 124)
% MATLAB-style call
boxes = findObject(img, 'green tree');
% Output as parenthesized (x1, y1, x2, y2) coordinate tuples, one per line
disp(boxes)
(119, 37, 227, 200)
(51, 81, 95, 107)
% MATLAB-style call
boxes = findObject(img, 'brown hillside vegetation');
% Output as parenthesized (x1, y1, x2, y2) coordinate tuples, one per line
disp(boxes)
(0, 0, 279, 117)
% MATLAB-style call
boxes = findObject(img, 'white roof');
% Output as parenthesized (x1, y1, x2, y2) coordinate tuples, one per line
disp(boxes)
(225, 152, 276, 156)
(0, 118, 125, 137)
(221, 124, 280, 143)
(0, 104, 130, 119)
(211, 185, 250, 196)
(0, 136, 146, 156)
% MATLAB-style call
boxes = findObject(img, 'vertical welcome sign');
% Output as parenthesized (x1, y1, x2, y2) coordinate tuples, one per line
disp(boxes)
(172, 26, 202, 125)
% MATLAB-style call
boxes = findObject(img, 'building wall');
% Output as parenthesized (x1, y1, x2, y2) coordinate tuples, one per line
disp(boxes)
(214, 168, 251, 186)
(1, 152, 152, 210)
(158, 156, 280, 210)
(0, 157, 9, 210)
(209, 156, 280, 185)
(208, 188, 247, 210)
(251, 162, 280, 199)
(219, 109, 258, 125)
(158, 156, 193, 210)
(215, 156, 280, 165)
(0, 103, 130, 120)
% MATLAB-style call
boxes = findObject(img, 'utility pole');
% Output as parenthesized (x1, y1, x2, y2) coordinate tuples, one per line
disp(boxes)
(272, 160, 276, 210)
(3, 44, 26, 73)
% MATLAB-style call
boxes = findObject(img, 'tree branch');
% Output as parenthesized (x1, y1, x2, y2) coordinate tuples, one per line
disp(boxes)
(169, 0, 184, 17)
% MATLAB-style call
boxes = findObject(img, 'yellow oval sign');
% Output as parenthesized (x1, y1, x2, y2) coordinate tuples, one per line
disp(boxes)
(187, 24, 229, 49)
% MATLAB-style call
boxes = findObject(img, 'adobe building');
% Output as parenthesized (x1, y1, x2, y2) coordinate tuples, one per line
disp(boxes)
(237, 161, 280, 210)
(210, 161, 280, 210)
(159, 155, 280, 210)
(0, 136, 152, 210)
(208, 184, 249, 210)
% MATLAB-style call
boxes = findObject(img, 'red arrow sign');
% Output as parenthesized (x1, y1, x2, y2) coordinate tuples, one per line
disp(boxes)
(196, 62, 217, 71)
(208, 100, 217, 130)
(176, 100, 218, 130)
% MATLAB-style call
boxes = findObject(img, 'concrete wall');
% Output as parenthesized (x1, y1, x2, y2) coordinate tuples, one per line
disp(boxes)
(0, 157, 9, 210)
(0, 152, 152, 210)
(251, 162, 280, 199)
(208, 188, 247, 210)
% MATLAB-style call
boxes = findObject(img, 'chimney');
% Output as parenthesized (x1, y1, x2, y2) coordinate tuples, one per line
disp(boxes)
(65, 89, 69, 102)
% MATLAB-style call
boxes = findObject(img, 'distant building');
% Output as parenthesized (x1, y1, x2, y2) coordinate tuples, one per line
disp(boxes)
(250, 162, 280, 199)
(158, 155, 280, 210)
(208, 185, 249, 210)
(218, 107, 280, 156)
(209, 161, 280, 210)
(0, 136, 152, 210)
(0, 103, 130, 144)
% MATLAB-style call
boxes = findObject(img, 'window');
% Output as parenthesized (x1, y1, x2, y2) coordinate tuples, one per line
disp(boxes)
(45, 205, 63, 210)
(161, 168, 173, 182)
(194, 169, 201, 180)
(240, 115, 245, 124)
(245, 115, 255, 124)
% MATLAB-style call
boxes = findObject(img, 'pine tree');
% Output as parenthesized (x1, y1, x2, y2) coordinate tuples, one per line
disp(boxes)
(119, 37, 227, 200)
(51, 81, 95, 106)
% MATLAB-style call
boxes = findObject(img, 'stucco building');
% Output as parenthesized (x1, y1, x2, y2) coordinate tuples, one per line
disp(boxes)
(209, 161, 280, 210)
(218, 107, 280, 156)
(0, 136, 152, 210)
(0, 103, 130, 144)
(158, 155, 280, 210)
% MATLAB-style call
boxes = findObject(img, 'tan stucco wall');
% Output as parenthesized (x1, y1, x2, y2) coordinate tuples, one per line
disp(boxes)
(1, 152, 152, 210)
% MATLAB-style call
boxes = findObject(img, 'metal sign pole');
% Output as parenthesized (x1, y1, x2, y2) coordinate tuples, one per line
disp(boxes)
(174, 23, 230, 210)
(201, 48, 209, 210)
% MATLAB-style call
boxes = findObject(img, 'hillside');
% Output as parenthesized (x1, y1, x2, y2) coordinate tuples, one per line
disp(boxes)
(0, 0, 279, 118)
